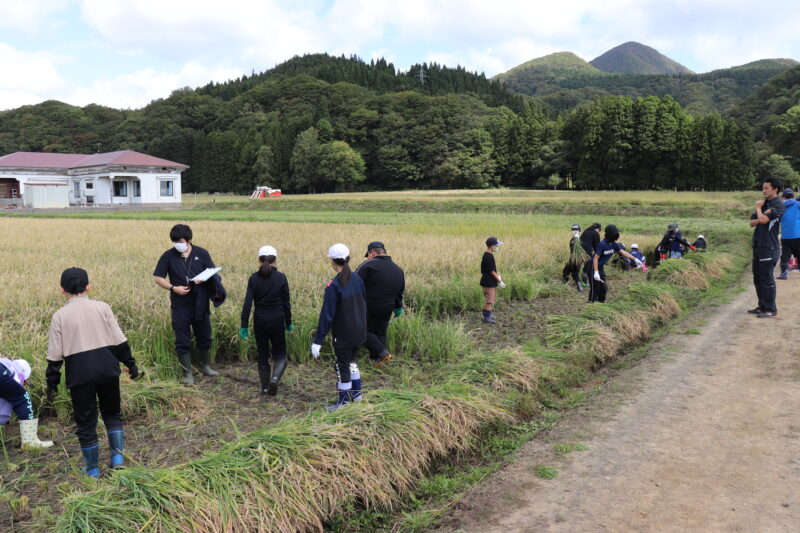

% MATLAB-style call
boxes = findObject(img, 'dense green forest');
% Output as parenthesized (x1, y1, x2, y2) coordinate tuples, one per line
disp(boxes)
(0, 53, 797, 192)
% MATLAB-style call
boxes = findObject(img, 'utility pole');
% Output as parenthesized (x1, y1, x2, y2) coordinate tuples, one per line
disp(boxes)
(415, 66, 428, 85)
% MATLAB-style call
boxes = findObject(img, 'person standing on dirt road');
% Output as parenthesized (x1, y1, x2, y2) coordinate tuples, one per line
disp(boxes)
(311, 244, 367, 411)
(778, 188, 800, 280)
(239, 246, 292, 396)
(748, 177, 786, 318)
(356, 242, 405, 369)
(480, 237, 505, 323)
(47, 267, 142, 477)
(153, 224, 221, 385)
(589, 225, 643, 303)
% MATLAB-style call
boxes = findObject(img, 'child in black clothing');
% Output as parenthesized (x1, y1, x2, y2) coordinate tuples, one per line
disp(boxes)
(480, 237, 505, 324)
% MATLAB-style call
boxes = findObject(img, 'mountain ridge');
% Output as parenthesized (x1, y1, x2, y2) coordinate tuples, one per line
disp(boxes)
(590, 41, 694, 75)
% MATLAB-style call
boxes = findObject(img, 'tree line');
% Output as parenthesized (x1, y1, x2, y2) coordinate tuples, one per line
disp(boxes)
(0, 54, 795, 193)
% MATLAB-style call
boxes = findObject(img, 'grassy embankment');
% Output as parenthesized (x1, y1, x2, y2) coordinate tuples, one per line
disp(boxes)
(0, 191, 753, 531)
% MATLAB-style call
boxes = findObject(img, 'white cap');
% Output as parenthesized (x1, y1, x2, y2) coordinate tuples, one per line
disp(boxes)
(327, 243, 350, 260)
(258, 245, 277, 258)
(697, 235, 705, 239)
(631, 243, 639, 249)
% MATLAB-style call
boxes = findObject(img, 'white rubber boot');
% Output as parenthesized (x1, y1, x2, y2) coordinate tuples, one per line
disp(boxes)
(20, 418, 54, 448)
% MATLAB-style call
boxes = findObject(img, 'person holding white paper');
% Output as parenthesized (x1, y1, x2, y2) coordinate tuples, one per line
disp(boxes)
(152, 224, 220, 385)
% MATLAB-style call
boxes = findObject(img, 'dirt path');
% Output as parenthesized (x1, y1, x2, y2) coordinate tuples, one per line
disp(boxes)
(439, 275, 800, 533)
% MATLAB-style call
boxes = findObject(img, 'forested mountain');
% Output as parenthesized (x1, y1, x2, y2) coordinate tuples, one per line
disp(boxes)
(493, 52, 602, 94)
(0, 53, 789, 193)
(590, 42, 694, 75)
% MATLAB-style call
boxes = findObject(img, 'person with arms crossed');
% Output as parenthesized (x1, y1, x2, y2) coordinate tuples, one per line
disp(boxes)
(748, 177, 785, 317)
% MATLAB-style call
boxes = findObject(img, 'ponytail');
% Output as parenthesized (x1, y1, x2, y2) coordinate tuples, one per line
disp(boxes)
(258, 255, 276, 278)
(333, 256, 352, 286)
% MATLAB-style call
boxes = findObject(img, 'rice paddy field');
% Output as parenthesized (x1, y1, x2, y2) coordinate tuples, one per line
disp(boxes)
(0, 191, 754, 531)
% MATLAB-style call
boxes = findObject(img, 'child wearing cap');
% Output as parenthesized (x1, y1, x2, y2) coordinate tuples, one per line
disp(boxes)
(628, 243, 648, 271)
(480, 237, 505, 323)
(311, 244, 368, 411)
(590, 226, 643, 303)
(0, 357, 53, 449)
(240, 246, 292, 396)
(692, 235, 707, 252)
(562, 225, 587, 292)
(46, 267, 142, 478)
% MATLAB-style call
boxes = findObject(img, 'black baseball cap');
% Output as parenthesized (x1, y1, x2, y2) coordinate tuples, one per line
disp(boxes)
(60, 267, 89, 295)
(365, 241, 385, 257)
(783, 188, 795, 198)
(486, 236, 504, 247)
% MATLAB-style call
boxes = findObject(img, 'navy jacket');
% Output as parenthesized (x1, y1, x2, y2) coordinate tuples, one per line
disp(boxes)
(314, 273, 367, 348)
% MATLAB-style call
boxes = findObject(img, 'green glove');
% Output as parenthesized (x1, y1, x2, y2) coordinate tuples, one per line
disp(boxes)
(285, 324, 294, 332)
(393, 308, 404, 318)
(239, 327, 249, 340)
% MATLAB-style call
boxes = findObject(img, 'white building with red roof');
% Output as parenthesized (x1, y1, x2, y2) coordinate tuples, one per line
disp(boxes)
(0, 150, 187, 208)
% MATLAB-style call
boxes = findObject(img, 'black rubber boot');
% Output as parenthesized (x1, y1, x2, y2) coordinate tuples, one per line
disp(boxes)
(178, 352, 194, 386)
(196, 348, 219, 377)
(268, 358, 287, 396)
(257, 360, 271, 395)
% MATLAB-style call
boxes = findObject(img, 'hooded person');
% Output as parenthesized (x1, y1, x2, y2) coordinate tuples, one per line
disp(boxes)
(778, 188, 800, 280)
(589, 225, 643, 303)
(47, 267, 142, 477)
(562, 225, 587, 292)
(311, 244, 367, 411)
(0, 357, 53, 448)
(240, 245, 292, 396)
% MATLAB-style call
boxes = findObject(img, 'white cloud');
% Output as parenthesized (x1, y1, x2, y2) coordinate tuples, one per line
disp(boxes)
(66, 62, 243, 108)
(0, 43, 65, 109)
(0, 0, 69, 33)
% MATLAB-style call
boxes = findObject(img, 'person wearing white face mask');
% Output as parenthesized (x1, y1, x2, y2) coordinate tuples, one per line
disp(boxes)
(153, 224, 220, 385)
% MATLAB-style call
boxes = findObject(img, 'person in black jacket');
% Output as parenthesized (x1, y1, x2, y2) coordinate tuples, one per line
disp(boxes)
(240, 245, 292, 396)
(562, 224, 586, 292)
(311, 244, 367, 411)
(480, 237, 505, 324)
(46, 268, 142, 478)
(152, 224, 219, 385)
(580, 223, 602, 284)
(655, 222, 695, 262)
(355, 241, 405, 368)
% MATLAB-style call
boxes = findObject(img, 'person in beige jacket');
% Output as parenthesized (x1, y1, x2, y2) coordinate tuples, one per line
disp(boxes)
(47, 267, 142, 478)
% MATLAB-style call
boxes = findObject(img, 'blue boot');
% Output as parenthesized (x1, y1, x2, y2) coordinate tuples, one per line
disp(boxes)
(108, 430, 124, 470)
(326, 383, 352, 411)
(81, 444, 100, 478)
(778, 270, 788, 280)
(349, 363, 362, 403)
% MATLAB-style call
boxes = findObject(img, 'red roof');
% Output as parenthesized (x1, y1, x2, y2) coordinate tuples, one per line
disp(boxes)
(0, 150, 188, 169)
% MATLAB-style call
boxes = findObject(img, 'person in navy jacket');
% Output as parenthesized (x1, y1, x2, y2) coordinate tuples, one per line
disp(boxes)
(311, 244, 367, 411)
(779, 188, 800, 280)
(589, 225, 643, 303)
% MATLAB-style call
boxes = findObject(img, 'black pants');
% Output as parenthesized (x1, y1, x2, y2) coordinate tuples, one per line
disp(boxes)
(780, 238, 800, 272)
(588, 266, 607, 303)
(562, 262, 580, 283)
(171, 304, 212, 355)
(253, 316, 286, 372)
(333, 346, 358, 384)
(0, 362, 34, 421)
(365, 313, 391, 360)
(69, 377, 122, 447)
(753, 247, 780, 313)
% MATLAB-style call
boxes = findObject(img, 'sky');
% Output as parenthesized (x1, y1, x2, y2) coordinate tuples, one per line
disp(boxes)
(1, 0, 800, 111)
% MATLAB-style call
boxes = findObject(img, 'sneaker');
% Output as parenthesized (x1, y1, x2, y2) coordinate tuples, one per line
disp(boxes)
(757, 311, 777, 318)
(746, 307, 763, 314)
(372, 352, 393, 369)
(778, 271, 788, 280)
(482, 315, 496, 324)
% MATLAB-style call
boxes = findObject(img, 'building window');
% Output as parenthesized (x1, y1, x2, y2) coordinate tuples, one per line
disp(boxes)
(113, 181, 127, 197)
(160, 180, 174, 197)
(73, 182, 81, 198)
(85, 182, 94, 190)
(86, 195, 94, 204)
(133, 180, 141, 197)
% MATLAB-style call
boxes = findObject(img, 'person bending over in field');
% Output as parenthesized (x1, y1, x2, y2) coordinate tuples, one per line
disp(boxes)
(562, 225, 587, 292)
(0, 357, 53, 449)
(480, 237, 505, 323)
(311, 244, 367, 411)
(356, 241, 405, 368)
(153, 224, 221, 385)
(240, 245, 292, 396)
(655, 222, 695, 262)
(692, 235, 707, 252)
(589, 226, 643, 304)
(46, 268, 142, 478)
(628, 243, 648, 271)
(580, 223, 602, 284)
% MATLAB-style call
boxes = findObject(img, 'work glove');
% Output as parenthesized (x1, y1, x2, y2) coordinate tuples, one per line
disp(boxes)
(239, 327, 249, 340)
(392, 308, 404, 318)
(660, 253, 666, 260)
(689, 245, 696, 251)
(285, 324, 294, 332)
(128, 364, 143, 380)
(635, 259, 644, 269)
(498, 281, 506, 289)
(593, 271, 601, 281)
(311, 343, 321, 359)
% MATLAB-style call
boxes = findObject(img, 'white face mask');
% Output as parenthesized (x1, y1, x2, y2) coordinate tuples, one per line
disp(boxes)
(173, 241, 188, 253)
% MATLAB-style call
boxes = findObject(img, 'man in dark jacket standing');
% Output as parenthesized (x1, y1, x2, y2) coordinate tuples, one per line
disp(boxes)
(748, 177, 785, 318)
(356, 242, 405, 368)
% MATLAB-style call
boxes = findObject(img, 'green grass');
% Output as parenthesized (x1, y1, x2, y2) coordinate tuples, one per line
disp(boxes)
(535, 465, 558, 479)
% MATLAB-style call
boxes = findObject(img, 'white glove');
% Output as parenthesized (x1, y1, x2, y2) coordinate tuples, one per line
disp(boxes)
(593, 271, 601, 281)
(498, 281, 506, 289)
(635, 259, 644, 269)
(311, 343, 321, 359)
